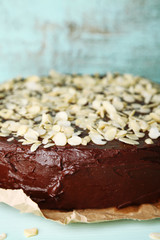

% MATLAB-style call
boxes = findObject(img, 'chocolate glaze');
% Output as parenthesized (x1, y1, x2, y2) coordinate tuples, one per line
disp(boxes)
(0, 136, 160, 210)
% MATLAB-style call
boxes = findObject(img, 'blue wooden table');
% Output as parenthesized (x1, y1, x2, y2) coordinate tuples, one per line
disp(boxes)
(0, 1, 160, 239)
(0, 0, 160, 82)
(0, 203, 160, 240)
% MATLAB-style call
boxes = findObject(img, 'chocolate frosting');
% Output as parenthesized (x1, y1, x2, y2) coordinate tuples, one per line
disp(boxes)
(0, 136, 160, 210)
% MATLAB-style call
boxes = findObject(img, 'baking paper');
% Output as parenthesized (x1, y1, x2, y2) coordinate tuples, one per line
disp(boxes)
(0, 188, 160, 224)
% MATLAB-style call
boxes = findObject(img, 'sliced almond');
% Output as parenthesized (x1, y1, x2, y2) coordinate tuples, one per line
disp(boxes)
(119, 137, 139, 145)
(150, 112, 160, 123)
(44, 143, 55, 148)
(135, 132, 145, 138)
(149, 232, 160, 240)
(55, 111, 68, 121)
(77, 98, 88, 105)
(126, 134, 139, 141)
(149, 127, 160, 139)
(104, 127, 117, 141)
(129, 119, 140, 133)
(17, 125, 29, 136)
(0, 233, 7, 240)
(53, 132, 67, 146)
(116, 130, 127, 138)
(52, 125, 61, 132)
(68, 136, 82, 146)
(30, 142, 41, 152)
(24, 128, 39, 141)
(145, 138, 153, 144)
(24, 228, 38, 238)
(89, 132, 106, 145)
(123, 93, 135, 103)
(7, 137, 14, 142)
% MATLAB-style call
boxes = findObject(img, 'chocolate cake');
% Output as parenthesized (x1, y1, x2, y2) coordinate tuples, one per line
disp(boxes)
(0, 71, 160, 210)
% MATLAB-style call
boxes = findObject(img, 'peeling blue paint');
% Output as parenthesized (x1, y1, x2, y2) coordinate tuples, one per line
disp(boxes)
(0, 0, 160, 82)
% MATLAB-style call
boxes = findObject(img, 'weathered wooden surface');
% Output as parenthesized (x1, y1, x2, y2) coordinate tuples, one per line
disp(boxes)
(0, 0, 160, 82)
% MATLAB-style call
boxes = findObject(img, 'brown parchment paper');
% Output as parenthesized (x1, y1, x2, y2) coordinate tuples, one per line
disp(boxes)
(0, 188, 160, 224)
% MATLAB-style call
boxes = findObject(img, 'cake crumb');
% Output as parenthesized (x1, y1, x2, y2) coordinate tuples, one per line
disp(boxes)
(149, 232, 160, 240)
(0, 233, 7, 240)
(24, 228, 38, 238)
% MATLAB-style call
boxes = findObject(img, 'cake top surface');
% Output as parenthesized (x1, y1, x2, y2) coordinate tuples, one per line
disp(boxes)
(0, 71, 160, 151)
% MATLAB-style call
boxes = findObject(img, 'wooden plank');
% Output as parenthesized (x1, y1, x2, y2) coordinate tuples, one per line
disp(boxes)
(0, 0, 160, 82)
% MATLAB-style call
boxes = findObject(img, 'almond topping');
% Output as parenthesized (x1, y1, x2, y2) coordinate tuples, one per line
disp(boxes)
(145, 138, 153, 144)
(53, 132, 67, 146)
(68, 136, 82, 146)
(119, 137, 139, 145)
(149, 127, 160, 139)
(0, 72, 159, 150)
(104, 127, 117, 141)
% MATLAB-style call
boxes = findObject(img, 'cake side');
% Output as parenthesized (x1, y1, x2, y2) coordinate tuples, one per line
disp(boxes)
(0, 136, 159, 210)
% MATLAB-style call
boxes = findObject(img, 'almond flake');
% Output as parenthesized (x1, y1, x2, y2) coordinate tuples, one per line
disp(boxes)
(104, 127, 117, 141)
(103, 101, 117, 117)
(119, 137, 139, 145)
(24, 128, 39, 141)
(145, 138, 153, 144)
(52, 125, 61, 132)
(0, 133, 9, 137)
(129, 119, 140, 133)
(149, 233, 160, 240)
(0, 109, 13, 119)
(24, 228, 38, 238)
(112, 97, 124, 111)
(63, 126, 74, 138)
(123, 93, 135, 103)
(7, 137, 14, 142)
(0, 233, 7, 240)
(30, 142, 41, 152)
(139, 120, 149, 131)
(22, 140, 37, 145)
(126, 134, 139, 140)
(44, 143, 55, 148)
(89, 132, 106, 145)
(53, 132, 67, 146)
(78, 98, 88, 105)
(116, 130, 127, 138)
(68, 136, 82, 146)
(135, 132, 145, 138)
(92, 100, 101, 110)
(41, 113, 53, 125)
(83, 136, 91, 143)
(42, 137, 49, 145)
(57, 120, 71, 127)
(149, 127, 160, 139)
(17, 125, 28, 136)
(55, 111, 68, 121)
(139, 107, 150, 114)
(150, 112, 160, 123)
(82, 139, 88, 145)
(35, 128, 46, 136)
(28, 105, 41, 115)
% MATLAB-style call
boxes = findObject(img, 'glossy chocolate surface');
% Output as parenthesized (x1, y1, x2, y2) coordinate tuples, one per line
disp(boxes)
(0, 136, 160, 210)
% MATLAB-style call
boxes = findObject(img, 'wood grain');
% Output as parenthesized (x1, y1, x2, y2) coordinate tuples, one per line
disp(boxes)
(0, 0, 159, 82)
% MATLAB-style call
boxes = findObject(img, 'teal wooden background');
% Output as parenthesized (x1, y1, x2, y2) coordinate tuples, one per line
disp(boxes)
(0, 0, 160, 82)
